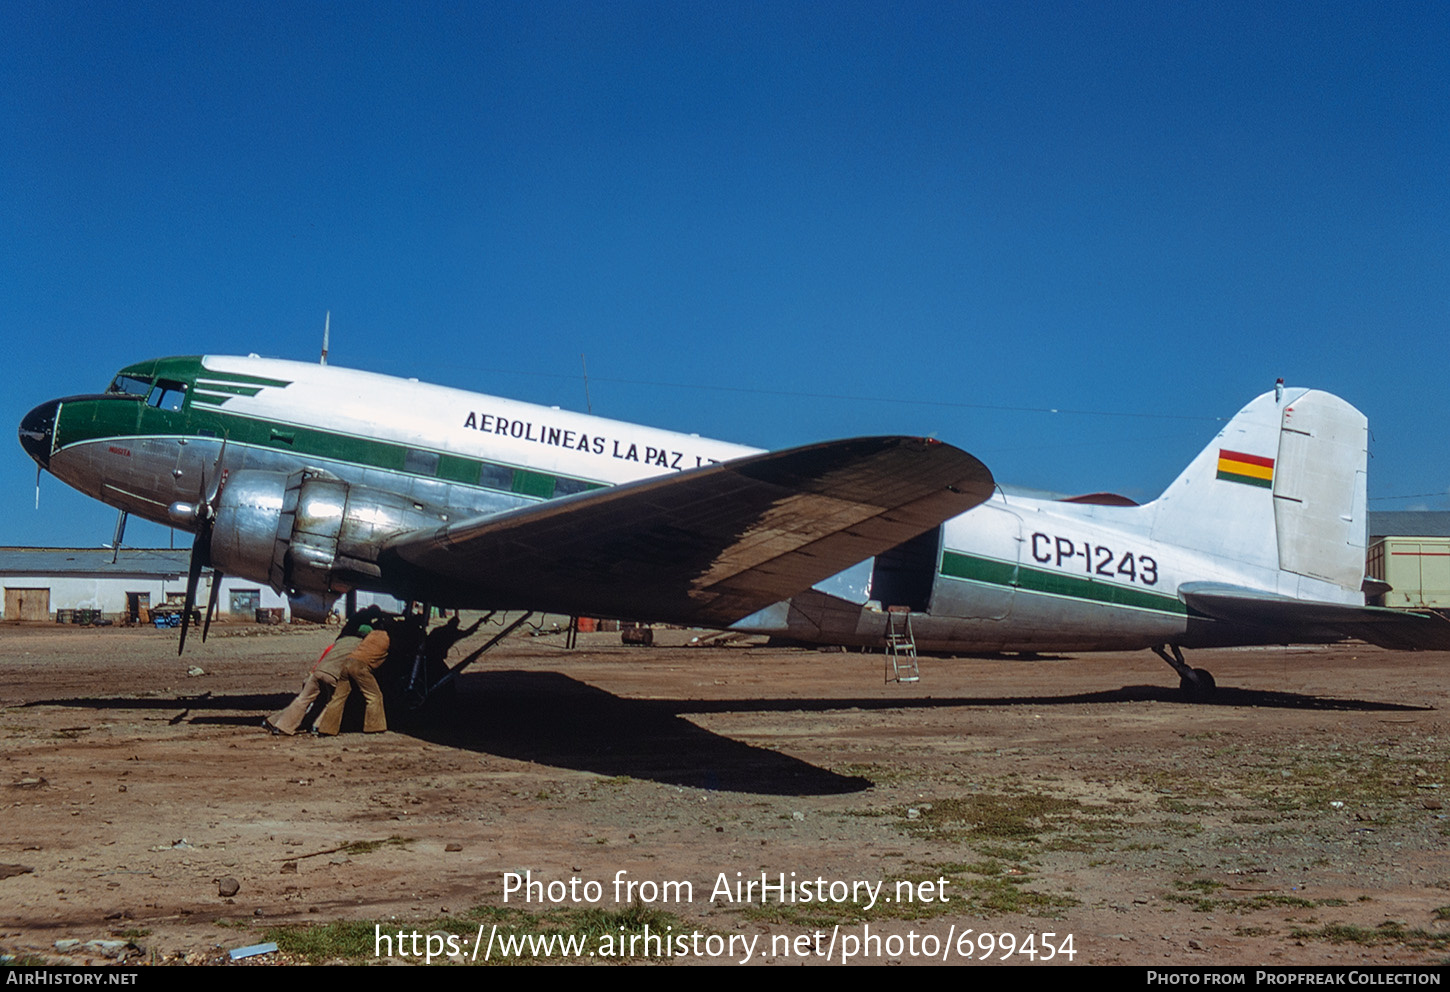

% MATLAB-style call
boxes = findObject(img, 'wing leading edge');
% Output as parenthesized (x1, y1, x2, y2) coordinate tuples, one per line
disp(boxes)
(1180, 583, 1450, 651)
(380, 436, 994, 626)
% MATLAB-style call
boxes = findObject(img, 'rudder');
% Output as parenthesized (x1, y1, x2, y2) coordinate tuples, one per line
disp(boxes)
(1272, 391, 1368, 593)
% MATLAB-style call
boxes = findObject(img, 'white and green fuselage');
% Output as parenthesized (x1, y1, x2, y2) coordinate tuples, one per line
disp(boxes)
(41, 355, 757, 523)
(20, 355, 1379, 652)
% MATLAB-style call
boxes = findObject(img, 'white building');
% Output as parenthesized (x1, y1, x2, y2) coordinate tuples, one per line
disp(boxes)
(0, 548, 290, 623)
(0, 547, 406, 623)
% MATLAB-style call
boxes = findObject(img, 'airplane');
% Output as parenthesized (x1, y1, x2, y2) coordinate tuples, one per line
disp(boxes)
(18, 356, 1450, 700)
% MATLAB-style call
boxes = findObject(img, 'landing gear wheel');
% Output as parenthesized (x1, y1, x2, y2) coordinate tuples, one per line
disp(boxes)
(1178, 668, 1217, 700)
(1153, 644, 1217, 701)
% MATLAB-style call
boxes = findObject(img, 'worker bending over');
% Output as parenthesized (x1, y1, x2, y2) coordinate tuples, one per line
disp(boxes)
(316, 618, 392, 735)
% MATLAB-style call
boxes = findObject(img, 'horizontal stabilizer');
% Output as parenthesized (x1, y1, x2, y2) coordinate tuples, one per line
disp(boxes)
(1057, 492, 1139, 506)
(1180, 582, 1450, 651)
(381, 436, 994, 626)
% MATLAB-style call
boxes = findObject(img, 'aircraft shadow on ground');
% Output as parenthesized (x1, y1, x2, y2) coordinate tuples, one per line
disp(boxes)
(673, 684, 1434, 715)
(405, 671, 869, 795)
(23, 675, 1429, 796)
(21, 691, 289, 717)
(22, 678, 870, 796)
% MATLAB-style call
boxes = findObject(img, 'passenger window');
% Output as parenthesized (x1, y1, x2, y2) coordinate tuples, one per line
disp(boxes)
(477, 463, 515, 491)
(147, 380, 187, 412)
(553, 477, 593, 497)
(404, 448, 440, 476)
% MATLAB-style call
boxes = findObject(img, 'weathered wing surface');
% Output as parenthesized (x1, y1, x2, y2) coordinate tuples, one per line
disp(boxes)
(380, 436, 994, 625)
(1180, 582, 1450, 650)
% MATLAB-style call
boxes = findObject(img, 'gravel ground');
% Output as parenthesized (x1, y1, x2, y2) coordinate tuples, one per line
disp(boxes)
(1, 620, 1447, 967)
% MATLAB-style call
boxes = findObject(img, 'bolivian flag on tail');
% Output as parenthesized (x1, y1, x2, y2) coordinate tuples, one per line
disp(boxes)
(1216, 449, 1274, 488)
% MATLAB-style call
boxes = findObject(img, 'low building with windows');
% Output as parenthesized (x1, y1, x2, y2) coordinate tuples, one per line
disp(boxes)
(0, 548, 290, 623)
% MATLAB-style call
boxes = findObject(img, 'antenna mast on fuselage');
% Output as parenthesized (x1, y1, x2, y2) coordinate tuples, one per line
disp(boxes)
(320, 311, 330, 366)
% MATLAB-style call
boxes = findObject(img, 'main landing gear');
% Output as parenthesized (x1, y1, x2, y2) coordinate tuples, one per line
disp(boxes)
(1150, 644, 1217, 701)
(399, 609, 536, 712)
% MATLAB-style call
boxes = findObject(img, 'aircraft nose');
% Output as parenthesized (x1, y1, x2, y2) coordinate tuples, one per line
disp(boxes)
(18, 399, 59, 469)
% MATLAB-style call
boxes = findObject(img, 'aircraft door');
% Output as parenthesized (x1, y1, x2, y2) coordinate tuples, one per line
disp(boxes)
(869, 526, 940, 613)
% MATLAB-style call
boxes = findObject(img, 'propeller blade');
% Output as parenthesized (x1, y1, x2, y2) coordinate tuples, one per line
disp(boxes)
(177, 500, 211, 655)
(178, 443, 228, 655)
(202, 570, 224, 642)
(177, 538, 204, 655)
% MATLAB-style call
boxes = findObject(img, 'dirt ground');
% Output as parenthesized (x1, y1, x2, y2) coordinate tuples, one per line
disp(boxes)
(0, 619, 1447, 967)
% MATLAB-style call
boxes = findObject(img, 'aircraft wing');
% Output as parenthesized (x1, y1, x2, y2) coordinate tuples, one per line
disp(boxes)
(379, 436, 994, 626)
(1179, 582, 1450, 651)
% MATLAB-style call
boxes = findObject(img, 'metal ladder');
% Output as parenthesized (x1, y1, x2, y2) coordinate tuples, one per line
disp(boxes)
(884, 608, 920, 683)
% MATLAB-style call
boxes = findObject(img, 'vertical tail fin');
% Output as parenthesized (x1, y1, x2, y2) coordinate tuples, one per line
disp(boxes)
(1149, 386, 1368, 601)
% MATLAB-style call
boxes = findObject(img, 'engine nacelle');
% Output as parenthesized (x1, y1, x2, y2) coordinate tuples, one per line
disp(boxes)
(209, 469, 447, 603)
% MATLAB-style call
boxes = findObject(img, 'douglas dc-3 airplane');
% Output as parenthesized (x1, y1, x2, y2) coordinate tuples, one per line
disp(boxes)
(18, 356, 1450, 698)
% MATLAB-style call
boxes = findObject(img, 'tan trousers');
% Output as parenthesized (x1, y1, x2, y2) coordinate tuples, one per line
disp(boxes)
(267, 671, 339, 735)
(315, 657, 387, 734)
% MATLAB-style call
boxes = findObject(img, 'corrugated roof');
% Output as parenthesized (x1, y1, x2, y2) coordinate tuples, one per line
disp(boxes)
(1367, 511, 1450, 540)
(0, 548, 192, 578)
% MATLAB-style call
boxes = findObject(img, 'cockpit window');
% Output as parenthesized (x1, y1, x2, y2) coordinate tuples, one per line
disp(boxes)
(108, 375, 152, 397)
(146, 379, 188, 412)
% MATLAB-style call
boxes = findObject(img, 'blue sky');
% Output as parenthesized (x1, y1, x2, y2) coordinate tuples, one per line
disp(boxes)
(4, 1, 1447, 549)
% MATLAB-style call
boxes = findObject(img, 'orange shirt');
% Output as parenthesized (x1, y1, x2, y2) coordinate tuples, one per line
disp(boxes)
(346, 629, 391, 670)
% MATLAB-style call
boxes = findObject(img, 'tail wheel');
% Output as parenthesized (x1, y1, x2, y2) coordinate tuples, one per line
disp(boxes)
(1179, 667, 1217, 700)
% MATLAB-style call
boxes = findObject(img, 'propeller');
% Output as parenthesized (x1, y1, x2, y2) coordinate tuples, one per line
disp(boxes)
(202, 562, 225, 642)
(176, 474, 214, 655)
(177, 436, 228, 656)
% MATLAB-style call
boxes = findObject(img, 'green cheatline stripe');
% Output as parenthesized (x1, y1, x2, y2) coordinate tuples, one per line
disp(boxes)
(194, 380, 265, 396)
(53, 397, 605, 502)
(512, 469, 555, 499)
(190, 393, 231, 406)
(940, 549, 1187, 615)
(1216, 469, 1272, 488)
(199, 371, 292, 388)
